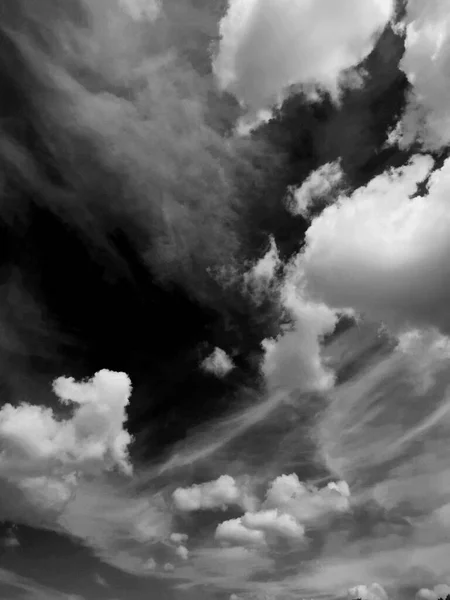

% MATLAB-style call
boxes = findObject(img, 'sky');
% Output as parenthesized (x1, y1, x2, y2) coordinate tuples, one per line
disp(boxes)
(1, 0, 450, 599)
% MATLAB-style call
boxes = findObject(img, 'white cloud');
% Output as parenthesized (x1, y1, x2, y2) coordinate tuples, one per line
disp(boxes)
(0, 370, 133, 526)
(301, 154, 450, 336)
(170, 532, 189, 545)
(144, 558, 157, 571)
(164, 563, 175, 572)
(248, 236, 280, 285)
(201, 348, 235, 377)
(173, 475, 243, 512)
(175, 545, 189, 560)
(261, 276, 337, 395)
(264, 474, 350, 523)
(397, 0, 450, 149)
(241, 509, 305, 540)
(215, 517, 266, 547)
(287, 162, 344, 217)
(348, 583, 388, 600)
(214, 0, 393, 111)
(417, 585, 450, 600)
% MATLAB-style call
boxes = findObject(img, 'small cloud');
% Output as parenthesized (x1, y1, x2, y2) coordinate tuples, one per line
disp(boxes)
(175, 545, 189, 560)
(417, 585, 450, 600)
(144, 558, 157, 571)
(170, 532, 189, 545)
(94, 574, 108, 588)
(242, 509, 305, 541)
(265, 473, 350, 523)
(173, 475, 243, 512)
(201, 348, 235, 377)
(215, 518, 266, 547)
(163, 563, 175, 572)
(286, 162, 344, 217)
(348, 583, 388, 600)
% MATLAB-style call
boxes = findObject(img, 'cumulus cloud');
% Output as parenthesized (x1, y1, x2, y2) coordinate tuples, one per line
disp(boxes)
(173, 475, 243, 512)
(215, 517, 266, 547)
(417, 585, 450, 600)
(170, 532, 189, 545)
(241, 509, 305, 540)
(214, 0, 394, 110)
(264, 474, 350, 523)
(175, 545, 189, 560)
(0, 370, 133, 526)
(301, 154, 450, 336)
(348, 583, 388, 600)
(396, 0, 450, 149)
(261, 274, 337, 395)
(201, 348, 235, 377)
(286, 161, 345, 217)
(0, 370, 133, 479)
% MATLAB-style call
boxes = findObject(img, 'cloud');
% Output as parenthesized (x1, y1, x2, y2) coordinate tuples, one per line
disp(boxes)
(173, 475, 245, 512)
(241, 509, 305, 540)
(264, 473, 350, 523)
(170, 532, 189, 545)
(215, 518, 266, 547)
(396, 0, 450, 149)
(261, 273, 337, 395)
(286, 161, 345, 217)
(348, 583, 388, 600)
(214, 0, 394, 110)
(0, 370, 134, 529)
(175, 545, 189, 560)
(201, 348, 235, 377)
(417, 585, 450, 600)
(300, 154, 450, 335)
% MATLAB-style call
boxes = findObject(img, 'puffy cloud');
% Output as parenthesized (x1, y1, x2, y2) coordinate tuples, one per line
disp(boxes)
(247, 236, 280, 285)
(163, 563, 175, 572)
(417, 585, 450, 600)
(173, 475, 243, 511)
(348, 583, 388, 600)
(170, 532, 189, 545)
(214, 0, 394, 110)
(261, 276, 337, 395)
(0, 370, 133, 525)
(265, 474, 350, 523)
(0, 370, 133, 479)
(397, 0, 450, 149)
(201, 348, 235, 377)
(286, 162, 345, 217)
(175, 545, 189, 560)
(215, 517, 266, 547)
(241, 509, 305, 540)
(301, 154, 450, 335)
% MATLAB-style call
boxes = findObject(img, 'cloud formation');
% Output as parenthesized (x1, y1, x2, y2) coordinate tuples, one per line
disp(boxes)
(261, 272, 337, 395)
(214, 0, 394, 110)
(348, 583, 388, 600)
(301, 154, 450, 335)
(201, 347, 235, 377)
(286, 161, 345, 217)
(397, 0, 450, 149)
(173, 475, 245, 512)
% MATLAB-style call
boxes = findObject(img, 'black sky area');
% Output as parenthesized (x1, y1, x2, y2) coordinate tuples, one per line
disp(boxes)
(0, 0, 419, 464)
